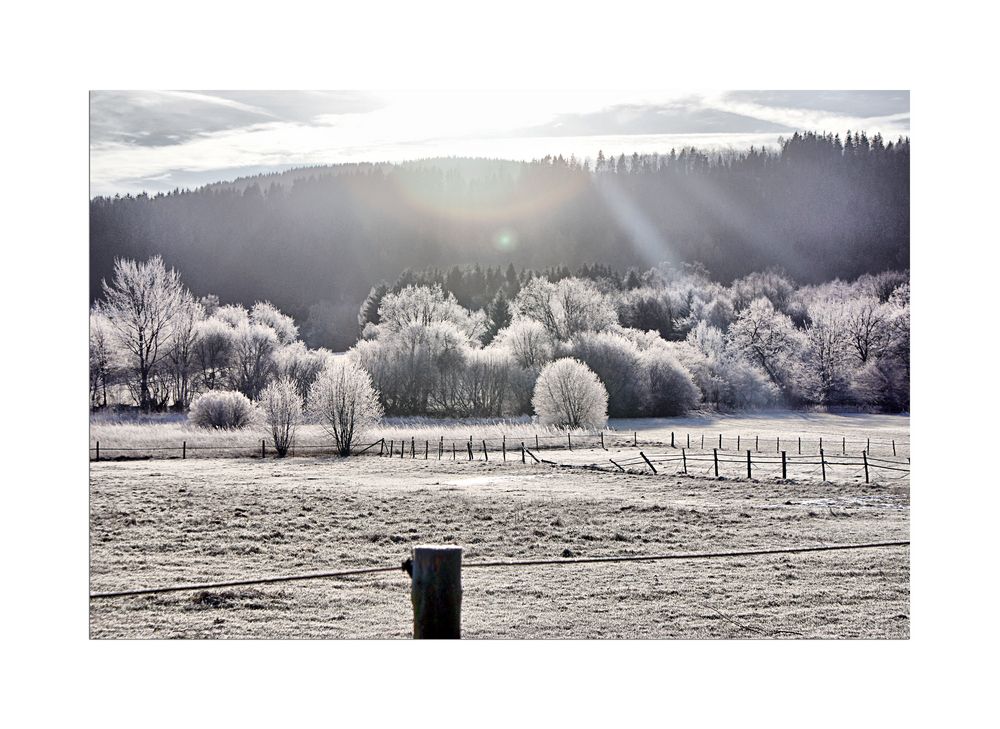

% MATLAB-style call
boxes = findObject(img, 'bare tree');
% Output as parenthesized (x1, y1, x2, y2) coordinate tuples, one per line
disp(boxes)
(309, 360, 384, 456)
(89, 309, 122, 408)
(260, 378, 302, 457)
(229, 322, 278, 400)
(166, 293, 204, 410)
(100, 256, 185, 411)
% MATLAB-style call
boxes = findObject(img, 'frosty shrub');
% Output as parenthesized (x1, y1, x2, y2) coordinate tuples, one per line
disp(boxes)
(492, 318, 554, 369)
(532, 358, 608, 429)
(640, 347, 701, 416)
(260, 378, 302, 457)
(512, 277, 616, 341)
(229, 322, 279, 400)
(189, 390, 256, 429)
(194, 317, 236, 390)
(309, 360, 384, 456)
(566, 331, 648, 418)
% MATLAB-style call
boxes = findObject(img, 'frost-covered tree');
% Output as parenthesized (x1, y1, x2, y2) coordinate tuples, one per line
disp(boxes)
(801, 302, 853, 405)
(492, 318, 554, 370)
(532, 358, 608, 428)
(512, 277, 616, 341)
(214, 303, 250, 328)
(194, 317, 236, 391)
(309, 360, 384, 456)
(165, 293, 204, 410)
(272, 342, 331, 406)
(678, 322, 779, 409)
(89, 309, 123, 408)
(729, 298, 804, 397)
(260, 378, 302, 457)
(641, 346, 701, 415)
(460, 347, 512, 416)
(377, 284, 486, 340)
(100, 256, 185, 411)
(251, 301, 299, 344)
(730, 270, 796, 313)
(229, 322, 279, 400)
(566, 331, 648, 418)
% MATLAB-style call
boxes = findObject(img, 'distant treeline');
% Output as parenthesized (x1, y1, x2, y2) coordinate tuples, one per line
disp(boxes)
(90, 131, 909, 350)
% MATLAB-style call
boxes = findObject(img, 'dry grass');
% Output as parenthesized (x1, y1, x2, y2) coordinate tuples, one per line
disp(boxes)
(90, 456, 909, 639)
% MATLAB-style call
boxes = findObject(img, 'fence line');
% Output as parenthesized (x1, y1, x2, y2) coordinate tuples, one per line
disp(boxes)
(90, 540, 910, 600)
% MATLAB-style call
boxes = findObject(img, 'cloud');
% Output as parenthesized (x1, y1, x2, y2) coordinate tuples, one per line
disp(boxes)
(90, 90, 383, 147)
(513, 99, 795, 137)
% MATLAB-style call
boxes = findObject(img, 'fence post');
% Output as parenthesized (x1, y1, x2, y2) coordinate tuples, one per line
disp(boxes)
(755, 435, 759, 452)
(719, 433, 723, 449)
(401, 441, 405, 459)
(261, 439, 265, 458)
(842, 437, 846, 455)
(410, 545, 462, 639)
(601, 431, 605, 450)
(819, 437, 823, 453)
(502, 437, 506, 462)
(411, 438, 415, 458)
(634, 431, 638, 447)
(682, 448, 687, 474)
(452, 443, 456, 460)
(467, 442, 473, 461)
(713, 448, 719, 478)
(746, 450, 752, 479)
(425, 440, 428, 460)
(781, 451, 787, 479)
(482, 440, 488, 461)
(798, 436, 801, 454)
(610, 459, 625, 472)
(701, 434, 705, 449)
(820, 449, 826, 482)
(535, 435, 539, 449)
(863, 451, 870, 483)
(521, 442, 525, 464)
(568, 433, 572, 450)
(639, 451, 657, 474)
(379, 439, 384, 456)
(892, 439, 896, 456)
(389, 440, 394, 458)
(671, 431, 675, 448)
(737, 435, 741, 450)
(867, 437, 870, 452)
(96, 441, 99, 461)
(687, 433, 690, 448)
(776, 437, 779, 453)
(183, 441, 186, 460)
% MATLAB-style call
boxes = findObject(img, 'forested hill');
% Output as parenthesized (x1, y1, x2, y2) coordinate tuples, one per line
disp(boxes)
(90, 131, 909, 347)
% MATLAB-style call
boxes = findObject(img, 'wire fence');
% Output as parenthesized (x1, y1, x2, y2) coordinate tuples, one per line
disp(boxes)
(90, 540, 911, 600)
(90, 428, 910, 465)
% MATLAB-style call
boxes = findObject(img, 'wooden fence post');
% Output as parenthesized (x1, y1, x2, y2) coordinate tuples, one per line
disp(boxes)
(535, 435, 539, 449)
(819, 437, 823, 452)
(389, 440, 394, 457)
(610, 459, 625, 472)
(639, 451, 657, 474)
(467, 442, 473, 461)
(867, 437, 870, 452)
(601, 431, 605, 450)
(671, 431, 675, 448)
(452, 443, 456, 460)
(502, 437, 506, 462)
(425, 440, 428, 460)
(411, 438, 415, 458)
(261, 439, 265, 458)
(682, 448, 687, 474)
(713, 448, 719, 478)
(892, 440, 896, 456)
(719, 433, 723, 449)
(820, 449, 826, 482)
(755, 435, 759, 452)
(521, 442, 525, 464)
(863, 451, 869, 483)
(410, 545, 462, 639)
(746, 450, 752, 479)
(842, 437, 846, 455)
(568, 433, 572, 450)
(182, 441, 186, 460)
(701, 434, 705, 449)
(96, 441, 99, 461)
(482, 440, 488, 461)
(634, 431, 638, 447)
(781, 451, 787, 479)
(798, 436, 801, 454)
(379, 439, 384, 456)
(737, 435, 740, 450)
(776, 437, 779, 453)
(401, 441, 405, 459)
(687, 433, 690, 448)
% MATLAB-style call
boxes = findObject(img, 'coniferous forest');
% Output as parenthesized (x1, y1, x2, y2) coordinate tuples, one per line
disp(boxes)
(90, 131, 908, 351)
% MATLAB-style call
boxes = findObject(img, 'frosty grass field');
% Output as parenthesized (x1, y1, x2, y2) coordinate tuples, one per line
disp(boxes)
(90, 411, 909, 638)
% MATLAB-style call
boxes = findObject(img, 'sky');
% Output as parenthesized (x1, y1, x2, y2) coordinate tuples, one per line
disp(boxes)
(89, 90, 910, 196)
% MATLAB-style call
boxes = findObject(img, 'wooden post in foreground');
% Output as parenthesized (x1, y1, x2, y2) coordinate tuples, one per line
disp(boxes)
(639, 451, 657, 474)
(182, 441, 186, 460)
(96, 441, 99, 461)
(467, 442, 473, 461)
(670, 431, 674, 448)
(410, 545, 462, 639)
(820, 449, 827, 482)
(682, 448, 687, 474)
(892, 440, 896, 456)
(261, 439, 265, 458)
(502, 437, 506, 462)
(746, 449, 752, 479)
(482, 440, 488, 461)
(781, 451, 787, 479)
(521, 442, 525, 464)
(863, 451, 869, 484)
(713, 448, 719, 478)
